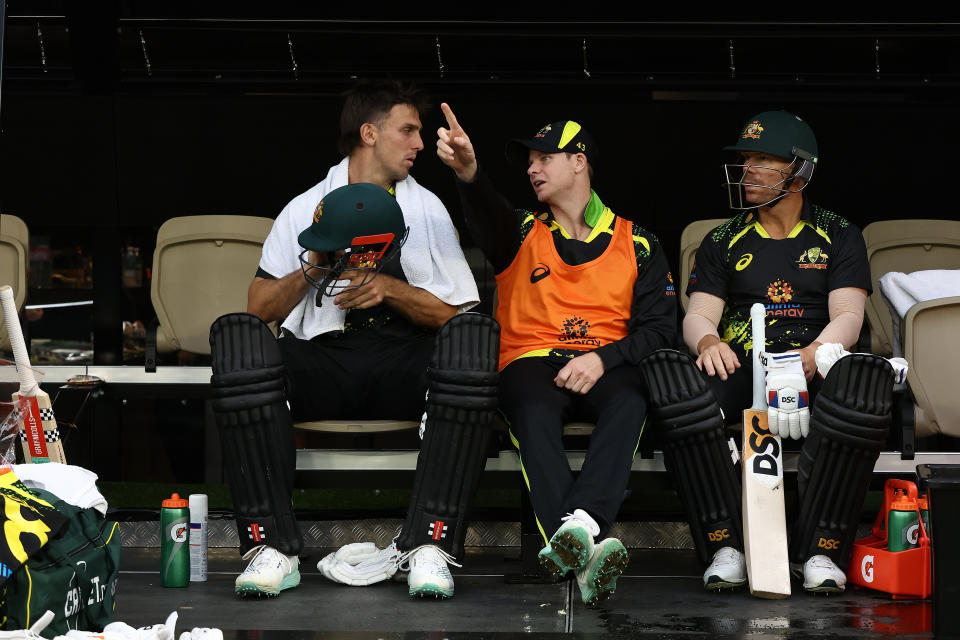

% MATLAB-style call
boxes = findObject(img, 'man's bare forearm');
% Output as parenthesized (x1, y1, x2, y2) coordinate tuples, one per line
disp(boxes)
(247, 271, 311, 323)
(383, 277, 457, 329)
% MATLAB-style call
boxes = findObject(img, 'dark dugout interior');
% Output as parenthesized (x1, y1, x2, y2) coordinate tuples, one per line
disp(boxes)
(2, 3, 958, 364)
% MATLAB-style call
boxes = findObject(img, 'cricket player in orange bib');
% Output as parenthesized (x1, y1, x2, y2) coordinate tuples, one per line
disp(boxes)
(437, 104, 677, 605)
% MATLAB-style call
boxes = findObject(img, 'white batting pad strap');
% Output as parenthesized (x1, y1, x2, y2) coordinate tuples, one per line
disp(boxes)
(318, 540, 401, 586)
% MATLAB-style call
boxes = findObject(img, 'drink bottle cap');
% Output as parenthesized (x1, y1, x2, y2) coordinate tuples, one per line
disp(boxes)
(162, 493, 189, 508)
(918, 496, 928, 510)
(890, 496, 918, 511)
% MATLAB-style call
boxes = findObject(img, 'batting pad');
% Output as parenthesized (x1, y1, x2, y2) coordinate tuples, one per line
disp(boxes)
(791, 353, 894, 569)
(639, 349, 744, 564)
(396, 313, 500, 559)
(210, 313, 302, 556)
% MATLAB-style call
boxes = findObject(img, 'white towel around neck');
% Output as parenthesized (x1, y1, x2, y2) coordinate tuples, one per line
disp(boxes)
(260, 157, 479, 340)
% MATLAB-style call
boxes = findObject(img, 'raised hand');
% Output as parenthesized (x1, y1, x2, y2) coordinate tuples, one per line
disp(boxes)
(436, 102, 478, 182)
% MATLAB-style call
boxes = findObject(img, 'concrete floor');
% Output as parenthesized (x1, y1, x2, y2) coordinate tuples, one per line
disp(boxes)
(114, 548, 933, 638)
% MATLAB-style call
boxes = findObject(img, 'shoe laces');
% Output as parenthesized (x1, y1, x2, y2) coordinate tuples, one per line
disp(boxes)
(397, 544, 462, 573)
(241, 545, 288, 573)
(807, 554, 838, 570)
(561, 509, 600, 538)
(712, 546, 742, 565)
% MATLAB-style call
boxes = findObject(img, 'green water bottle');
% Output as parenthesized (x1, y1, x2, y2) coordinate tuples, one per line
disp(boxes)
(161, 493, 190, 587)
(887, 494, 920, 552)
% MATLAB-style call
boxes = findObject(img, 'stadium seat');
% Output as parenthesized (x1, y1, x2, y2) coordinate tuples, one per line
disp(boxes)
(679, 218, 728, 313)
(0, 214, 29, 353)
(150, 215, 274, 357)
(863, 220, 960, 356)
(902, 295, 960, 438)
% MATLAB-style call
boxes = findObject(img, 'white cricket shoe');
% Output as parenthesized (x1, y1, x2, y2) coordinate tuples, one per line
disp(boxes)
(703, 546, 746, 590)
(399, 544, 461, 598)
(803, 554, 846, 593)
(538, 509, 601, 577)
(234, 545, 300, 596)
(575, 538, 630, 605)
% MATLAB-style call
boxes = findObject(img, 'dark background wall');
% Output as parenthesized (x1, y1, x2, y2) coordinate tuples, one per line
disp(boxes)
(2, 4, 958, 362)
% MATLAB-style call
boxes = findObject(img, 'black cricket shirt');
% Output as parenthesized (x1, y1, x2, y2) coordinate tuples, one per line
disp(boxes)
(686, 198, 871, 360)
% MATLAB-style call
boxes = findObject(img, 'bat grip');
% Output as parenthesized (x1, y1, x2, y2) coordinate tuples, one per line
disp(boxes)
(750, 302, 766, 409)
(0, 286, 38, 390)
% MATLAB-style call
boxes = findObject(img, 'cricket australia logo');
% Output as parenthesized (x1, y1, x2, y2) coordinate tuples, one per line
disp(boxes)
(558, 316, 600, 347)
(428, 520, 448, 541)
(742, 120, 764, 139)
(797, 246, 828, 270)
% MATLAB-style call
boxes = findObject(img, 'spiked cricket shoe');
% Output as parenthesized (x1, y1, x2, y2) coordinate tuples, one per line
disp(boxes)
(538, 509, 601, 577)
(234, 545, 300, 596)
(803, 555, 846, 593)
(703, 546, 746, 590)
(401, 544, 461, 598)
(575, 538, 630, 605)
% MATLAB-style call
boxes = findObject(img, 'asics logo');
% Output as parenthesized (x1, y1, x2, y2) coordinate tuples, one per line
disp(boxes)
(530, 263, 551, 283)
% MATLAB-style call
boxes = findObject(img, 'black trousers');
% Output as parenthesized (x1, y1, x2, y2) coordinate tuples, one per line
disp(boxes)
(278, 331, 434, 421)
(500, 356, 647, 543)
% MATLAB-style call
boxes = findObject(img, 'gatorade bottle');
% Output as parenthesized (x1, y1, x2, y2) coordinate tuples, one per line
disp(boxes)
(887, 493, 920, 552)
(161, 493, 190, 587)
(918, 494, 930, 541)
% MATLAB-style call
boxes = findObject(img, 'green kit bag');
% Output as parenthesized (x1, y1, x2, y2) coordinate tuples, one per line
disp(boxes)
(3, 488, 121, 637)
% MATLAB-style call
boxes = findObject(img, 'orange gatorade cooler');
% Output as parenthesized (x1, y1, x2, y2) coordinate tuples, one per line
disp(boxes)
(847, 478, 931, 599)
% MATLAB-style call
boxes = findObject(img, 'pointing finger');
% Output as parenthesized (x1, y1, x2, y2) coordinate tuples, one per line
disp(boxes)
(440, 102, 461, 131)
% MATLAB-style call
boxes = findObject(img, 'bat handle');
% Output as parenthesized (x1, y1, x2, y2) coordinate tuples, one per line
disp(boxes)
(750, 302, 766, 409)
(0, 286, 38, 390)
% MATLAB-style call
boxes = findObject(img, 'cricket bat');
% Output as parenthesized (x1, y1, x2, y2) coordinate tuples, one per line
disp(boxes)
(0, 285, 67, 464)
(741, 302, 790, 598)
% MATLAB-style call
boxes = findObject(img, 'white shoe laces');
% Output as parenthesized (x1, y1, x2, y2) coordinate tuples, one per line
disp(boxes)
(807, 554, 839, 570)
(712, 546, 742, 565)
(397, 544, 462, 572)
(561, 509, 601, 538)
(241, 545, 288, 574)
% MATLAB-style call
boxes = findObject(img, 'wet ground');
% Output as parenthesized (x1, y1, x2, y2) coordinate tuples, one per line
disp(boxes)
(117, 548, 933, 639)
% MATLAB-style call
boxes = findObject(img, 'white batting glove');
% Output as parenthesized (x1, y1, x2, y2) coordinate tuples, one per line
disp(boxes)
(178, 629, 223, 640)
(763, 352, 810, 440)
(317, 540, 400, 586)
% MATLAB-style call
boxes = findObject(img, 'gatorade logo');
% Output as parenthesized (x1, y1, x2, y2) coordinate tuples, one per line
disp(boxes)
(818, 537, 840, 550)
(735, 253, 753, 271)
(708, 529, 730, 542)
(171, 524, 188, 543)
(861, 555, 875, 583)
(907, 523, 920, 546)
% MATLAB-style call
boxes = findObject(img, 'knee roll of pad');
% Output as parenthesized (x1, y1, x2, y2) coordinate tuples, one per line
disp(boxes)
(639, 349, 743, 564)
(210, 313, 301, 556)
(397, 313, 500, 559)
(791, 354, 894, 569)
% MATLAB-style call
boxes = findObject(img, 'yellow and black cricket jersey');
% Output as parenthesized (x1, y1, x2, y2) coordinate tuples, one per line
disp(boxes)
(457, 171, 676, 371)
(687, 199, 871, 360)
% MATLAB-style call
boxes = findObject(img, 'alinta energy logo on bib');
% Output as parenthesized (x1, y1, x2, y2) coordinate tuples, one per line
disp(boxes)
(797, 246, 829, 270)
(558, 316, 600, 347)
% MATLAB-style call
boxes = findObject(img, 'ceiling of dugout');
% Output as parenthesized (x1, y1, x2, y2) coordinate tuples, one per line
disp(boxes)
(4, 3, 960, 96)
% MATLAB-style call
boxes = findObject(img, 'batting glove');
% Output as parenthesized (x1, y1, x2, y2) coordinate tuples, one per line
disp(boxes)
(763, 352, 810, 440)
(317, 539, 400, 586)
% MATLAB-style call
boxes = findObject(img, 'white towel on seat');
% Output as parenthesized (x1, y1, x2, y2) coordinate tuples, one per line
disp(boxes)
(878, 269, 960, 356)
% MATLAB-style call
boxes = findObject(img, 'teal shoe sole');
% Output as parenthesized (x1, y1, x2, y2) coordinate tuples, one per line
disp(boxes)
(538, 527, 592, 577)
(235, 568, 301, 597)
(578, 541, 629, 606)
(409, 582, 454, 598)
